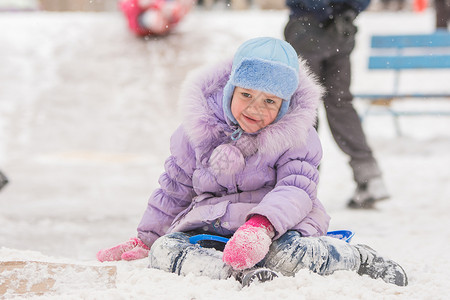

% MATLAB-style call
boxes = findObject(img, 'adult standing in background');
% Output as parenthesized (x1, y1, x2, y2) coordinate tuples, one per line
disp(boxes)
(284, 0, 389, 209)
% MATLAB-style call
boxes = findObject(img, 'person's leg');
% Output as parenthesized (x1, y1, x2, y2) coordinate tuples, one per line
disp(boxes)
(320, 25, 389, 208)
(436, 0, 446, 29)
(435, 0, 450, 29)
(148, 232, 233, 280)
(286, 18, 388, 208)
(263, 231, 360, 276)
(321, 32, 382, 185)
(354, 244, 408, 286)
(325, 50, 389, 208)
(263, 231, 408, 286)
(285, 16, 382, 184)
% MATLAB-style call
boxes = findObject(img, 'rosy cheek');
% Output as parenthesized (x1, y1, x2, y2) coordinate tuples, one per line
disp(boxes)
(267, 110, 278, 121)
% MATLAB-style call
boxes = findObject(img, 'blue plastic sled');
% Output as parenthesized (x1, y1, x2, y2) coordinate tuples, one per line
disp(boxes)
(325, 230, 355, 243)
(189, 230, 355, 246)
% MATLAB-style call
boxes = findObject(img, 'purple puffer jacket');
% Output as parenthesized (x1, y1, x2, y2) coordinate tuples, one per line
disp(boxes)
(137, 59, 330, 248)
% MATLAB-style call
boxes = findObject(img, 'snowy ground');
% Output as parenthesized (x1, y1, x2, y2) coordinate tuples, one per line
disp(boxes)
(1, 7, 450, 299)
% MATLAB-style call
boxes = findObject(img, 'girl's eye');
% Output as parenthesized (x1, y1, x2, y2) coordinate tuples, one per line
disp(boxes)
(265, 99, 275, 104)
(241, 92, 252, 98)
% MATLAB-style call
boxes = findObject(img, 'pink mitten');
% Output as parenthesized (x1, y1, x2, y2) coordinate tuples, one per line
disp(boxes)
(97, 237, 150, 262)
(223, 215, 275, 270)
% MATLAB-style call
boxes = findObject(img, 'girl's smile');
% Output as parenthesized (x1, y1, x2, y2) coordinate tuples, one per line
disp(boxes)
(242, 114, 260, 124)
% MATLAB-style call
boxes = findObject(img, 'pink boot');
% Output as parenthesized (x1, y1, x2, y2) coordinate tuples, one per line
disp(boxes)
(223, 215, 275, 270)
(97, 237, 150, 262)
(121, 241, 150, 260)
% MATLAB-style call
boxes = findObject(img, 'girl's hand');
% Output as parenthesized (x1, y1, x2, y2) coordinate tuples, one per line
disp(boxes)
(97, 237, 150, 262)
(223, 215, 275, 270)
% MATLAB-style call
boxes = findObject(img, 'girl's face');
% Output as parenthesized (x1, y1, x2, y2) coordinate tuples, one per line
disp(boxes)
(231, 87, 283, 133)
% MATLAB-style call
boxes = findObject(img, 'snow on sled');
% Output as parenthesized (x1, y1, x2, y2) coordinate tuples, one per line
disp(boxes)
(0, 261, 116, 296)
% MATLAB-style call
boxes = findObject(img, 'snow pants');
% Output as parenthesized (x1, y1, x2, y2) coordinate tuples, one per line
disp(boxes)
(284, 14, 381, 184)
(148, 231, 360, 280)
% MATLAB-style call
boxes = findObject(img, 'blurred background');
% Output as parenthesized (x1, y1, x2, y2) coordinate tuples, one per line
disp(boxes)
(0, 0, 439, 11)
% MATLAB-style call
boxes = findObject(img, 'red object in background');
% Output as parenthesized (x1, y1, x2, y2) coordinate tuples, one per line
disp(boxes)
(413, 0, 428, 12)
(119, 0, 195, 36)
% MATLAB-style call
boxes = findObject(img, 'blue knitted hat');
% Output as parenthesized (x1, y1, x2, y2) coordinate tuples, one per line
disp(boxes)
(223, 37, 300, 125)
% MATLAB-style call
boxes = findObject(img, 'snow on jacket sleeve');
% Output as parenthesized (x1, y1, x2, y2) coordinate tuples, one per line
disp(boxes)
(137, 125, 197, 248)
(247, 128, 329, 239)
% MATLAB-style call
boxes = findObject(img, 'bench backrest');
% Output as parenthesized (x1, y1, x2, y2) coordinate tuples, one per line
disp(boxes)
(368, 32, 450, 70)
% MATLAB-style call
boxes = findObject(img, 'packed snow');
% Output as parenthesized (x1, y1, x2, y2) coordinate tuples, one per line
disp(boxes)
(1, 6, 450, 299)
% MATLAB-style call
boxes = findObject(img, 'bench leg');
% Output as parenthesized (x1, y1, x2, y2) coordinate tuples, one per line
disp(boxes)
(391, 110, 402, 137)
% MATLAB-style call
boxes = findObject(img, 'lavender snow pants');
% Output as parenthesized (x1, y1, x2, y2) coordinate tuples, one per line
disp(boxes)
(148, 231, 360, 279)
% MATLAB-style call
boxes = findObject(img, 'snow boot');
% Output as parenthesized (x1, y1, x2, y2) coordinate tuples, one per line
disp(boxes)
(348, 176, 389, 209)
(355, 244, 408, 286)
(237, 268, 279, 287)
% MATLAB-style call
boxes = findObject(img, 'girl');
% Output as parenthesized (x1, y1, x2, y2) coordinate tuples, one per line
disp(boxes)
(97, 37, 407, 287)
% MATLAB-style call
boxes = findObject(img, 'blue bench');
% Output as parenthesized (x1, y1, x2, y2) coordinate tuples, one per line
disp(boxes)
(354, 32, 450, 135)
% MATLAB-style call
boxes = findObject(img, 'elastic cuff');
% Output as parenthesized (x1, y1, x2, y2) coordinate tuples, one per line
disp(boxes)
(132, 237, 150, 250)
(246, 215, 275, 237)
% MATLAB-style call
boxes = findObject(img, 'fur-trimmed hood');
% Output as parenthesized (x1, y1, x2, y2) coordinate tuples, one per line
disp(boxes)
(179, 58, 324, 158)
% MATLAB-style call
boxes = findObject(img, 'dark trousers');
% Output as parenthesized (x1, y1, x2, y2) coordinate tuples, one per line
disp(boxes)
(435, 0, 450, 29)
(284, 15, 381, 183)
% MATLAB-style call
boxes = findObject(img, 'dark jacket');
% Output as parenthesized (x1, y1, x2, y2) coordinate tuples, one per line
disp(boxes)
(286, 0, 370, 20)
